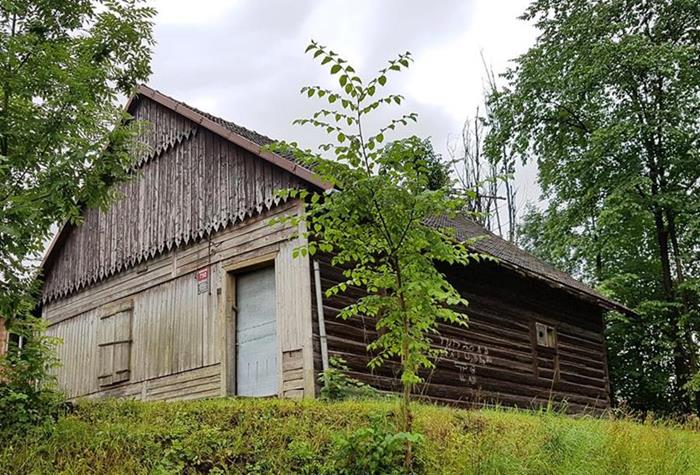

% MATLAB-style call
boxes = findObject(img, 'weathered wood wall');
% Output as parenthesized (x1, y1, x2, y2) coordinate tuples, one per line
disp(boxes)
(40, 92, 610, 410)
(311, 255, 610, 413)
(42, 97, 304, 303)
(44, 192, 315, 401)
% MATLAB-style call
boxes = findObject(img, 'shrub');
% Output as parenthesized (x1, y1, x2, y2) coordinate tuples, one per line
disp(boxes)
(319, 356, 382, 401)
(0, 315, 63, 434)
(332, 415, 423, 475)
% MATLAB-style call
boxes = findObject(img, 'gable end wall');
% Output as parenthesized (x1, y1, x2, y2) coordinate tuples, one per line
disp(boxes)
(42, 97, 305, 303)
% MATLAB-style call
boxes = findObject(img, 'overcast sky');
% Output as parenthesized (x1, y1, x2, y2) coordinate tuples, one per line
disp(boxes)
(147, 0, 540, 210)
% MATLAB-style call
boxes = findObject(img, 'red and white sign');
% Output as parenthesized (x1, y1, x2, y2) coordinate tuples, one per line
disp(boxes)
(195, 268, 209, 282)
(195, 268, 210, 295)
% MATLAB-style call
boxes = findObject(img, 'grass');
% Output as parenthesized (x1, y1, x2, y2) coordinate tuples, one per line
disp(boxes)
(1, 398, 699, 474)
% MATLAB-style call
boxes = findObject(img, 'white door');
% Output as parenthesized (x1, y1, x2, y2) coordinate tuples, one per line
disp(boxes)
(236, 266, 278, 396)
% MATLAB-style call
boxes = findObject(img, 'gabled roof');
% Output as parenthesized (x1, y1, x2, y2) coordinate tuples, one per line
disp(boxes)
(133, 85, 328, 189)
(40, 85, 328, 275)
(41, 85, 625, 313)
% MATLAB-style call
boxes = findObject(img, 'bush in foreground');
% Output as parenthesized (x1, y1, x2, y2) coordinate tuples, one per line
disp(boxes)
(1, 398, 698, 474)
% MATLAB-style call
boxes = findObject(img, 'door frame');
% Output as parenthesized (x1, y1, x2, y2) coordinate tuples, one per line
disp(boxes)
(220, 251, 279, 396)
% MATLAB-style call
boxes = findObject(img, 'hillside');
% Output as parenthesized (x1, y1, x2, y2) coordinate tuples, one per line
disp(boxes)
(1, 398, 699, 474)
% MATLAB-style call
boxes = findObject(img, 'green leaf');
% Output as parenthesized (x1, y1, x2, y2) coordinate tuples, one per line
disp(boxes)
(281, 44, 486, 420)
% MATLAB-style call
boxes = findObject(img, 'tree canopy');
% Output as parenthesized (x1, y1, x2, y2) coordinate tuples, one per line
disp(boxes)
(0, 0, 155, 320)
(492, 0, 700, 414)
(0, 0, 155, 428)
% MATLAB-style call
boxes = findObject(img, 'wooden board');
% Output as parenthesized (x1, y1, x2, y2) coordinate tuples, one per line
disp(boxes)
(41, 97, 306, 304)
(311, 254, 611, 413)
(45, 203, 314, 400)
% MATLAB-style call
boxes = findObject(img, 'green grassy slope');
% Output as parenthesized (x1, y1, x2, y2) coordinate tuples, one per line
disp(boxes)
(1, 398, 699, 474)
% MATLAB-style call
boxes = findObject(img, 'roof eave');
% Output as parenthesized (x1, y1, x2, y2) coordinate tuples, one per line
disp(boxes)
(492, 258, 634, 316)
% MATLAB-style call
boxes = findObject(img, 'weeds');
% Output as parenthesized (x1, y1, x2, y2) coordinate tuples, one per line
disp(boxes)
(1, 398, 698, 474)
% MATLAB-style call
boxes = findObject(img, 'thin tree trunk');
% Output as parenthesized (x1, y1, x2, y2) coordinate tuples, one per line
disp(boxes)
(666, 208, 700, 413)
(652, 207, 674, 299)
(591, 213, 603, 282)
(651, 201, 693, 412)
(392, 257, 414, 469)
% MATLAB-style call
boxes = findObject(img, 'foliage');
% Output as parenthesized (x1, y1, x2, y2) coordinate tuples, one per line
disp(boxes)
(393, 138, 451, 192)
(685, 369, 700, 401)
(332, 415, 423, 475)
(319, 356, 382, 401)
(1, 398, 699, 474)
(272, 41, 481, 439)
(0, 312, 63, 432)
(0, 0, 154, 432)
(0, 0, 155, 318)
(491, 0, 700, 414)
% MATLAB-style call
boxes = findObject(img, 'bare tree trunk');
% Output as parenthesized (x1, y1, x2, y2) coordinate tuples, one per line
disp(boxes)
(651, 187, 691, 410)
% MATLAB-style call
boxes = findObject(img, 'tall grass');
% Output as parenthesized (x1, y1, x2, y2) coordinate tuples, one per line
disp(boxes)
(1, 398, 698, 474)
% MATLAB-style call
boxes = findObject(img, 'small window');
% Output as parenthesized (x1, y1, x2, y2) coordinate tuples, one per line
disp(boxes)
(535, 322, 557, 348)
(98, 304, 133, 386)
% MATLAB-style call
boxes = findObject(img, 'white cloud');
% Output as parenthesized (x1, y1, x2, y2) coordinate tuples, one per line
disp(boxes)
(150, 0, 240, 25)
(146, 0, 542, 206)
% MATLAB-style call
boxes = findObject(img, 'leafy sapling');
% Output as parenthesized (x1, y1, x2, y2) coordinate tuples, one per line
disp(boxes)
(271, 41, 483, 466)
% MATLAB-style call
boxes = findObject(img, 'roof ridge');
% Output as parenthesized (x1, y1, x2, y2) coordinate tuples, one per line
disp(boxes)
(142, 87, 278, 146)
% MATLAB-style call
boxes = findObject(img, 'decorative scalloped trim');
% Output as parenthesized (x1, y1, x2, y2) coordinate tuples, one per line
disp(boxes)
(41, 196, 290, 304)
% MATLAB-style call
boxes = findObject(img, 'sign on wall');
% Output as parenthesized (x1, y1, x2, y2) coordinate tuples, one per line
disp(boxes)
(195, 268, 210, 295)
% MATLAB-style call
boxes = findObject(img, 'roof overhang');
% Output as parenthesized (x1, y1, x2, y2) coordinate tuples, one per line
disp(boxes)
(39, 86, 632, 316)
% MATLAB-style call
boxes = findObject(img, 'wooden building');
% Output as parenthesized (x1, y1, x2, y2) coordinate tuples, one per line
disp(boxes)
(40, 86, 623, 412)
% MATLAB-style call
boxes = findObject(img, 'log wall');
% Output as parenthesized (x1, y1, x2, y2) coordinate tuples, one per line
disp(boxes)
(311, 255, 610, 413)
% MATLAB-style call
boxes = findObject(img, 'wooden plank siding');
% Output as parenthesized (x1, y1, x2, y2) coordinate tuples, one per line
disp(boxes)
(42, 97, 305, 304)
(311, 255, 610, 413)
(44, 195, 315, 401)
